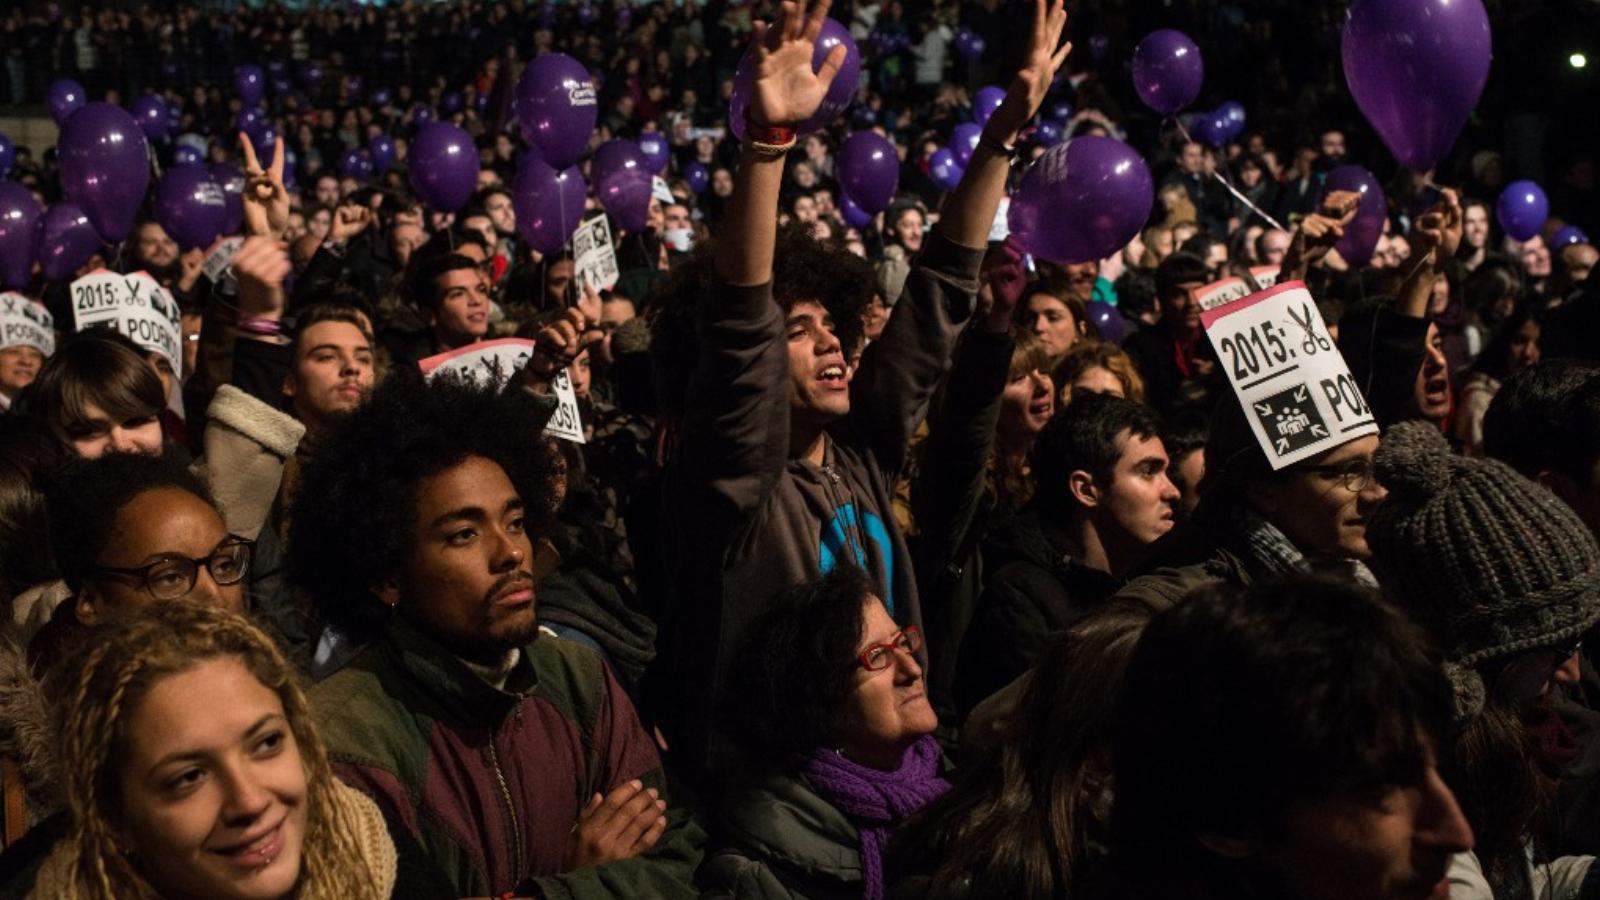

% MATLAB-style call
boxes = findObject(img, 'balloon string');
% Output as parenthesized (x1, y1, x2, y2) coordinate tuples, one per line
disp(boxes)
(1171, 117, 1287, 233)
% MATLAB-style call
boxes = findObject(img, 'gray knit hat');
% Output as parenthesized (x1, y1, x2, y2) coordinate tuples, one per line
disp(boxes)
(1368, 422, 1600, 675)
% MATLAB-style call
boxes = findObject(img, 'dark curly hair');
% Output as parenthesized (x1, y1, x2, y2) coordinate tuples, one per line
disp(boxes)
(287, 372, 564, 643)
(43, 452, 215, 593)
(647, 223, 873, 417)
(722, 565, 876, 760)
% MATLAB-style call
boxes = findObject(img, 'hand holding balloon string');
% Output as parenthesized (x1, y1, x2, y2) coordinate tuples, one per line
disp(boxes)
(1280, 190, 1360, 283)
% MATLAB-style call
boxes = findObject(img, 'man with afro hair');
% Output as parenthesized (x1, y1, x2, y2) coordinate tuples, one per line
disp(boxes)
(291, 372, 703, 897)
(646, 0, 1074, 785)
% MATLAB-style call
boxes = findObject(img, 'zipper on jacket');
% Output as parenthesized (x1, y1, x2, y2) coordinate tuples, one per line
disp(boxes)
(485, 737, 525, 881)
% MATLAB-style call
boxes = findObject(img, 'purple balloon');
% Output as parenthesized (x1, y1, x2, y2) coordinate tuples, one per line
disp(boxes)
(1218, 101, 1247, 139)
(516, 53, 598, 169)
(371, 87, 392, 108)
(173, 144, 203, 166)
(1086, 300, 1126, 345)
(953, 29, 986, 61)
(1194, 108, 1231, 148)
(47, 79, 86, 126)
(1343, 0, 1490, 172)
(344, 75, 364, 99)
(301, 63, 324, 87)
(729, 18, 861, 139)
(236, 107, 266, 140)
(513, 157, 588, 254)
(617, 7, 633, 30)
(1032, 120, 1064, 147)
(1008, 136, 1154, 265)
(1132, 29, 1204, 115)
(409, 122, 479, 212)
(337, 148, 373, 182)
(971, 86, 1006, 127)
(836, 131, 899, 214)
(371, 135, 396, 173)
(928, 147, 964, 193)
(0, 134, 12, 178)
(58, 103, 152, 244)
(1320, 165, 1387, 268)
(36, 202, 102, 282)
(1088, 33, 1111, 62)
(0, 183, 42, 290)
(441, 90, 463, 115)
(131, 95, 169, 142)
(235, 65, 265, 106)
(208, 163, 245, 237)
(950, 123, 981, 168)
(1553, 225, 1591, 250)
(638, 131, 670, 175)
(1496, 181, 1549, 243)
(1051, 100, 1074, 122)
(266, 59, 287, 78)
(840, 192, 873, 230)
(592, 139, 653, 232)
(413, 104, 436, 125)
(684, 161, 710, 194)
(155, 164, 227, 251)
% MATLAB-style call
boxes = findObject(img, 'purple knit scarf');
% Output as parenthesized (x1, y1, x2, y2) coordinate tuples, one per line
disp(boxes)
(800, 734, 951, 900)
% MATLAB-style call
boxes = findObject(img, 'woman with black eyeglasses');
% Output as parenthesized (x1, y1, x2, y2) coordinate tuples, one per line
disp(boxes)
(1369, 422, 1600, 897)
(700, 566, 950, 900)
(0, 451, 256, 849)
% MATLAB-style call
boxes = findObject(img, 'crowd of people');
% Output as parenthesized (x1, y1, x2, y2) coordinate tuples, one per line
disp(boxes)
(0, 0, 1599, 897)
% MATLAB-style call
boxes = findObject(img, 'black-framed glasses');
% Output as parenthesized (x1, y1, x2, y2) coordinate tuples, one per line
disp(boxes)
(85, 536, 255, 601)
(856, 625, 923, 672)
(1289, 457, 1376, 493)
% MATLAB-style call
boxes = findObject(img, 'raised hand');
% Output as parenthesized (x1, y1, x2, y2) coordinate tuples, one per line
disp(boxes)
(746, 0, 848, 128)
(239, 133, 290, 241)
(982, 238, 1027, 334)
(984, 0, 1072, 142)
(1410, 187, 1463, 270)
(1282, 189, 1360, 280)
(328, 203, 372, 244)
(232, 235, 290, 322)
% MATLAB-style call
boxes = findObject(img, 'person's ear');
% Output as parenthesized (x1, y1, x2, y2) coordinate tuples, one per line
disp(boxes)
(1196, 833, 1255, 860)
(1245, 478, 1281, 516)
(75, 584, 104, 626)
(281, 368, 297, 401)
(374, 581, 400, 609)
(1068, 470, 1101, 508)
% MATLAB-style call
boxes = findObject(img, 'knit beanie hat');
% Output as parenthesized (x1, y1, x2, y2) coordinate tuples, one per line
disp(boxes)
(1367, 422, 1600, 676)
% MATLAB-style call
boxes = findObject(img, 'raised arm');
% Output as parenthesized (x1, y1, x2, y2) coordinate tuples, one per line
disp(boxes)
(1396, 187, 1463, 319)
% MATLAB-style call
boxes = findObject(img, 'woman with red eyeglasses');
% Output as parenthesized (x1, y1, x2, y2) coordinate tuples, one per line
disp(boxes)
(699, 565, 948, 900)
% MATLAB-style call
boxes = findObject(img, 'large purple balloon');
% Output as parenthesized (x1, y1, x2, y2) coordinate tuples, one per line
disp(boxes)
(836, 132, 899, 214)
(928, 148, 963, 193)
(410, 123, 479, 213)
(1009, 136, 1154, 265)
(950, 123, 981, 168)
(0, 134, 12, 178)
(1342, 0, 1490, 172)
(131, 95, 170, 142)
(513, 158, 588, 254)
(370, 134, 396, 173)
(1193, 108, 1231, 148)
(47, 79, 86, 126)
(58, 103, 152, 244)
(591, 139, 653, 232)
(208, 163, 245, 237)
(1320, 165, 1387, 268)
(1496, 181, 1549, 243)
(638, 131, 669, 175)
(1131, 30, 1203, 115)
(684, 161, 710, 194)
(338, 148, 373, 182)
(971, 85, 1006, 127)
(1032, 120, 1064, 147)
(516, 53, 598, 169)
(728, 18, 861, 139)
(1553, 225, 1591, 250)
(840, 192, 873, 229)
(0, 183, 42, 290)
(235, 65, 265, 106)
(236, 107, 266, 141)
(36, 202, 102, 282)
(1217, 101, 1247, 139)
(155, 164, 228, 250)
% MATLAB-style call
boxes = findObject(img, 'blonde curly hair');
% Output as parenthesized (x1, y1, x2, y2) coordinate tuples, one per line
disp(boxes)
(48, 602, 385, 900)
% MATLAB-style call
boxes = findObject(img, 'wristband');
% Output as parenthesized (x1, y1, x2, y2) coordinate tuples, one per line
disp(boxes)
(978, 131, 1019, 162)
(743, 110, 797, 156)
(237, 315, 283, 336)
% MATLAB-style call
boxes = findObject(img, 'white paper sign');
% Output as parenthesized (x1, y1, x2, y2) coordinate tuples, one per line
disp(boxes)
(1249, 265, 1281, 290)
(987, 196, 1010, 243)
(1195, 276, 1254, 312)
(417, 338, 586, 444)
(70, 270, 184, 379)
(651, 175, 675, 205)
(203, 236, 244, 284)
(1201, 280, 1375, 469)
(572, 216, 619, 294)
(0, 293, 55, 356)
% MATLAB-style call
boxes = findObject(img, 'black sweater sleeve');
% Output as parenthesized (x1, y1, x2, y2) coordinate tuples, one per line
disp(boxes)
(229, 337, 292, 410)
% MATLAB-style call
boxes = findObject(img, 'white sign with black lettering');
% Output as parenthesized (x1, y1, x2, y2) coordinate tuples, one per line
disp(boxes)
(0, 293, 55, 357)
(417, 338, 586, 444)
(1201, 280, 1375, 469)
(572, 215, 619, 294)
(1195, 276, 1253, 312)
(70, 270, 184, 379)
(1249, 265, 1281, 290)
(203, 236, 244, 284)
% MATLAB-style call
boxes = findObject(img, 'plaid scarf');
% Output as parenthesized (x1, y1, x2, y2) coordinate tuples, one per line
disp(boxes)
(1233, 508, 1378, 587)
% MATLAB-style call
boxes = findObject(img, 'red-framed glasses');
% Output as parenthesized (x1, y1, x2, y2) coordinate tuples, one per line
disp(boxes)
(856, 625, 923, 672)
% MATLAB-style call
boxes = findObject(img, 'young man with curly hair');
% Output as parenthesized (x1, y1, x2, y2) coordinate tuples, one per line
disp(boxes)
(647, 0, 1073, 784)
(289, 374, 702, 898)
